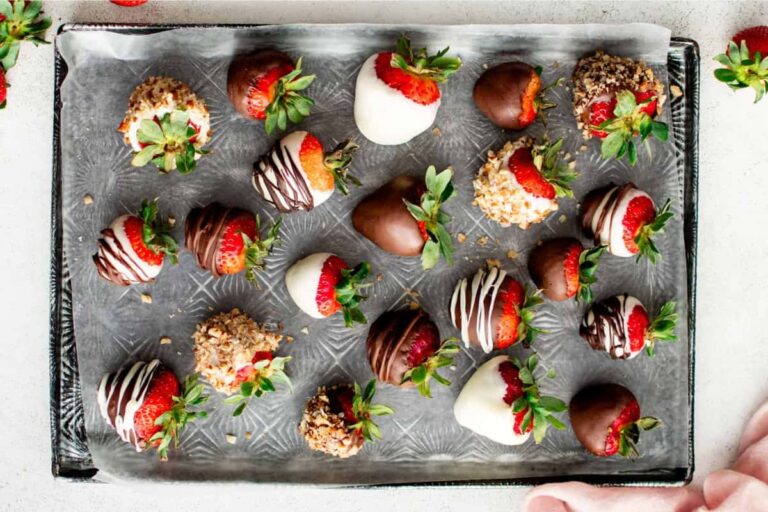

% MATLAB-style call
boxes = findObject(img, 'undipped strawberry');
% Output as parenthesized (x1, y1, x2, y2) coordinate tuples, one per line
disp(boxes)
(715, 26, 768, 103)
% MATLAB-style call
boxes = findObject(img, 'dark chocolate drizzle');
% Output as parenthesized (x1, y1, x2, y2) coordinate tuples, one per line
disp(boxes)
(184, 203, 250, 276)
(253, 139, 314, 213)
(580, 293, 637, 359)
(93, 226, 155, 286)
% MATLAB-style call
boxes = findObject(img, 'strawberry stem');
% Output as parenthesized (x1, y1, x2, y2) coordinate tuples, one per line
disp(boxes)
(348, 380, 394, 442)
(264, 56, 316, 134)
(132, 109, 209, 174)
(531, 138, 578, 197)
(148, 374, 209, 460)
(617, 416, 662, 458)
(517, 288, 545, 347)
(223, 356, 292, 417)
(635, 199, 673, 264)
(645, 301, 678, 357)
(714, 40, 768, 103)
(334, 261, 372, 327)
(390, 34, 462, 83)
(138, 199, 178, 264)
(508, 354, 567, 444)
(597, 90, 668, 166)
(242, 215, 282, 283)
(323, 139, 361, 196)
(577, 246, 606, 303)
(400, 338, 460, 398)
(0, 0, 52, 70)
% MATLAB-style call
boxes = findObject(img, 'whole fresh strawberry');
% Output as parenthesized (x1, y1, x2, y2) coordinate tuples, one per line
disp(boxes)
(285, 252, 371, 326)
(581, 294, 678, 359)
(570, 383, 661, 457)
(352, 165, 455, 270)
(473, 137, 577, 230)
(97, 360, 209, 460)
(0, 0, 51, 71)
(110, 0, 148, 6)
(298, 380, 394, 458)
(93, 199, 178, 286)
(354, 34, 461, 145)
(528, 238, 605, 302)
(581, 183, 673, 263)
(223, 351, 292, 417)
(454, 354, 566, 445)
(451, 265, 543, 353)
(253, 130, 360, 213)
(366, 308, 460, 397)
(184, 203, 281, 282)
(227, 50, 315, 133)
(714, 26, 768, 103)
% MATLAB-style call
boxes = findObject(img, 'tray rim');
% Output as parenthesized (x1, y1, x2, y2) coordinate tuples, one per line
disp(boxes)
(48, 23, 699, 487)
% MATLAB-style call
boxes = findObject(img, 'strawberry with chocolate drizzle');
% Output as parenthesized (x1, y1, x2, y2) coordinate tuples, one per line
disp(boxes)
(528, 238, 605, 302)
(714, 26, 768, 103)
(570, 383, 661, 457)
(352, 165, 456, 270)
(224, 351, 292, 416)
(454, 354, 566, 445)
(184, 203, 281, 282)
(227, 50, 315, 133)
(285, 252, 372, 326)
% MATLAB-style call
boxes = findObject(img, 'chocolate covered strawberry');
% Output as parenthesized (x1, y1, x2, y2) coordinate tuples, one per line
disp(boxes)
(473, 62, 560, 130)
(354, 35, 461, 145)
(97, 360, 209, 460)
(528, 238, 605, 302)
(352, 165, 456, 269)
(93, 199, 177, 286)
(184, 203, 281, 281)
(366, 308, 460, 397)
(581, 183, 673, 263)
(450, 265, 544, 353)
(473, 137, 577, 229)
(454, 354, 566, 446)
(253, 130, 360, 213)
(581, 294, 678, 359)
(285, 252, 371, 326)
(572, 51, 668, 165)
(0, 0, 52, 70)
(715, 26, 768, 103)
(299, 380, 394, 458)
(227, 50, 315, 133)
(570, 383, 661, 458)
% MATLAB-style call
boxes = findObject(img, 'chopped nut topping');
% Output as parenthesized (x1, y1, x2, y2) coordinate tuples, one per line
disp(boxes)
(477, 236, 489, 246)
(300, 327, 309, 335)
(298, 385, 363, 459)
(140, 293, 152, 304)
(432, 126, 442, 137)
(159, 336, 172, 345)
(457, 232, 467, 244)
(225, 434, 237, 444)
(670, 84, 683, 98)
(167, 216, 176, 227)
(82, 194, 94, 205)
(486, 258, 501, 268)
(506, 249, 519, 260)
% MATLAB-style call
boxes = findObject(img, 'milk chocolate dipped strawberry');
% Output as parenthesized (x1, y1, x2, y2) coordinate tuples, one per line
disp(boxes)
(253, 130, 360, 213)
(354, 35, 461, 145)
(285, 253, 371, 327)
(473, 137, 577, 229)
(119, 76, 211, 173)
(714, 26, 768, 103)
(581, 183, 672, 263)
(528, 238, 605, 302)
(227, 50, 315, 133)
(570, 383, 661, 457)
(299, 380, 394, 458)
(352, 165, 455, 269)
(454, 354, 566, 446)
(572, 51, 668, 165)
(450, 266, 543, 353)
(184, 203, 281, 281)
(93, 199, 177, 286)
(366, 308, 459, 397)
(581, 294, 678, 359)
(473, 62, 560, 130)
(97, 360, 209, 459)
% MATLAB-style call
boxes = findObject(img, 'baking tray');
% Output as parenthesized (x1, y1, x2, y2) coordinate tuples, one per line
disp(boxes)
(49, 24, 699, 486)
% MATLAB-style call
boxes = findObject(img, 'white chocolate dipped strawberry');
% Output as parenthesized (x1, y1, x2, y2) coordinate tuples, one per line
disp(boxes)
(285, 253, 372, 326)
(354, 35, 461, 145)
(253, 131, 360, 213)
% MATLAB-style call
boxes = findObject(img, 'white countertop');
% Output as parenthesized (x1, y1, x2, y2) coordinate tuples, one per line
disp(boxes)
(1, 1, 767, 511)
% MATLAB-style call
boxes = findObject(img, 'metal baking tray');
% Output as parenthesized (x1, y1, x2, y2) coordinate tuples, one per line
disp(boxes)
(49, 24, 699, 486)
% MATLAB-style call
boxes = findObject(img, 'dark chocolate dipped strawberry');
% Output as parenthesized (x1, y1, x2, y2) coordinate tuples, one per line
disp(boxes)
(298, 380, 394, 458)
(528, 237, 605, 302)
(473, 62, 560, 130)
(184, 202, 281, 281)
(285, 252, 371, 327)
(253, 130, 360, 213)
(581, 183, 672, 263)
(93, 199, 178, 286)
(97, 360, 209, 459)
(454, 354, 566, 445)
(715, 26, 768, 103)
(570, 383, 661, 457)
(366, 308, 459, 397)
(580, 294, 678, 359)
(352, 165, 455, 269)
(572, 51, 668, 165)
(227, 50, 315, 133)
(450, 265, 543, 353)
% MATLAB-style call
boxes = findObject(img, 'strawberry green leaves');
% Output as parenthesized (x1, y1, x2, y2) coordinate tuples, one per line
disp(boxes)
(323, 139, 362, 196)
(517, 288, 545, 348)
(715, 40, 768, 103)
(531, 138, 578, 198)
(509, 354, 567, 444)
(597, 90, 668, 166)
(349, 380, 394, 442)
(264, 56, 315, 134)
(224, 356, 292, 417)
(149, 374, 209, 460)
(334, 261, 372, 327)
(403, 166, 457, 270)
(645, 301, 678, 357)
(391, 34, 462, 83)
(138, 198, 178, 264)
(0, 0, 51, 71)
(617, 416, 662, 458)
(400, 338, 460, 398)
(132, 109, 210, 174)
(635, 199, 673, 264)
(577, 246, 606, 303)
(242, 215, 282, 282)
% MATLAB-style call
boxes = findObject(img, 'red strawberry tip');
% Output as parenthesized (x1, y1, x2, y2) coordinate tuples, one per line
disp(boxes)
(147, 373, 209, 460)
(400, 338, 460, 398)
